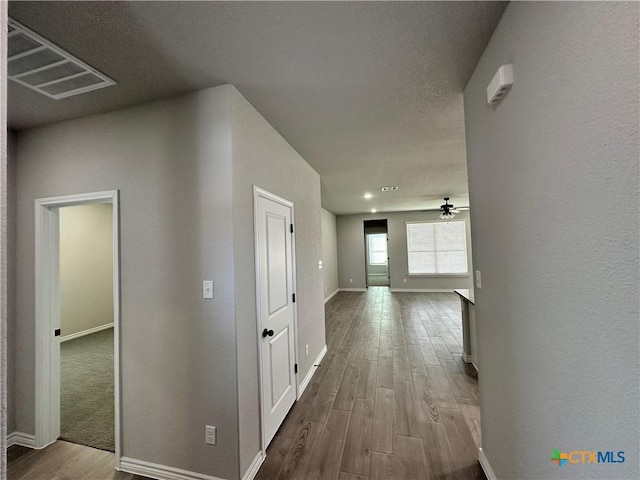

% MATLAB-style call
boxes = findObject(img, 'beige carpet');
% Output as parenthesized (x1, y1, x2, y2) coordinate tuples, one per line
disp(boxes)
(60, 328, 114, 452)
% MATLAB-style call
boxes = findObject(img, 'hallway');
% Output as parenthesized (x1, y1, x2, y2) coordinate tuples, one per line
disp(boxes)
(256, 288, 483, 480)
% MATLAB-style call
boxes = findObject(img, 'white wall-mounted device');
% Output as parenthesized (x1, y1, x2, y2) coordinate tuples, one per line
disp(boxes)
(486, 64, 513, 105)
(203, 280, 214, 299)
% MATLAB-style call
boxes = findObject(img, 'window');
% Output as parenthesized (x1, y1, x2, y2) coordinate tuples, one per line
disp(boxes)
(367, 234, 388, 265)
(406, 221, 467, 275)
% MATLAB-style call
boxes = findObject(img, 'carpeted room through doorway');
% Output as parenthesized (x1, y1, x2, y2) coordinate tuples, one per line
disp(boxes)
(60, 328, 114, 452)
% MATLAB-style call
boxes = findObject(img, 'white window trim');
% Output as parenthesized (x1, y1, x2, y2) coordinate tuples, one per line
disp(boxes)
(405, 220, 469, 276)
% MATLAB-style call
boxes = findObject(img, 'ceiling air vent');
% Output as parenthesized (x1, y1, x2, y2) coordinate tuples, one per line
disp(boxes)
(7, 18, 116, 99)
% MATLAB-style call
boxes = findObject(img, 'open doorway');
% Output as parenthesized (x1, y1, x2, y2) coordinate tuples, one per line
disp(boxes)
(34, 190, 121, 465)
(58, 203, 114, 451)
(364, 219, 389, 287)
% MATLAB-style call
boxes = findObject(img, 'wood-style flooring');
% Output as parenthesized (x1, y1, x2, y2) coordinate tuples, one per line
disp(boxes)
(7, 441, 148, 480)
(256, 288, 483, 480)
(7, 288, 481, 480)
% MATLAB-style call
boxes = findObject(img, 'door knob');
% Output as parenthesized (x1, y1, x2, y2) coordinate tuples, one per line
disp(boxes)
(262, 328, 274, 338)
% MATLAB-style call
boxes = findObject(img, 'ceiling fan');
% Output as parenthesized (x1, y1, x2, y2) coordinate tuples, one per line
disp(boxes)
(419, 197, 470, 215)
(440, 197, 469, 220)
(440, 197, 456, 219)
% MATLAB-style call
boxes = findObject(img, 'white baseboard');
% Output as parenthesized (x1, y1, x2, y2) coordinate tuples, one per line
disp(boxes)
(324, 289, 339, 303)
(462, 353, 479, 371)
(242, 451, 264, 480)
(8, 431, 36, 448)
(478, 448, 497, 480)
(297, 345, 328, 398)
(60, 323, 113, 342)
(339, 288, 366, 292)
(389, 288, 454, 293)
(120, 457, 227, 480)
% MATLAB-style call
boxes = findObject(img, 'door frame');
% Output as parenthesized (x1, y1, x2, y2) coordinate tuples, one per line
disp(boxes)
(363, 219, 390, 287)
(253, 186, 299, 455)
(34, 189, 121, 467)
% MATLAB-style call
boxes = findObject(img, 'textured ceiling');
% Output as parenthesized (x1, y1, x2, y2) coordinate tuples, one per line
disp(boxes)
(7, 1, 507, 214)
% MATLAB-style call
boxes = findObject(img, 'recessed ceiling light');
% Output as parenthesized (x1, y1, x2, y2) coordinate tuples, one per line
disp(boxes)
(363, 193, 372, 199)
(371, 208, 377, 213)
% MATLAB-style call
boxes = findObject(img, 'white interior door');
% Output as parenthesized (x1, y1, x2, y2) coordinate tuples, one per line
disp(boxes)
(255, 188, 297, 448)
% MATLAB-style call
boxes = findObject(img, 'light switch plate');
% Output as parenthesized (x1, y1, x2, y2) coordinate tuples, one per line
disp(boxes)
(203, 280, 214, 299)
(475, 271, 482, 289)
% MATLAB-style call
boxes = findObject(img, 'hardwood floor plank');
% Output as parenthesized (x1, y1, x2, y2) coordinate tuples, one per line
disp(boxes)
(371, 388, 395, 454)
(278, 422, 325, 480)
(277, 374, 322, 439)
(393, 380, 422, 437)
(364, 336, 380, 361)
(412, 372, 440, 423)
(394, 435, 431, 480)
(369, 452, 395, 480)
(392, 348, 411, 382)
(424, 324, 441, 339)
(7, 446, 39, 477)
(375, 356, 394, 389)
(419, 341, 441, 367)
(255, 435, 294, 480)
(305, 350, 349, 424)
(340, 398, 373, 476)
(338, 473, 366, 480)
(81, 454, 137, 480)
(355, 360, 378, 401)
(380, 319, 392, 337)
(378, 335, 393, 358)
(6, 445, 35, 465)
(412, 324, 429, 343)
(441, 332, 462, 354)
(406, 344, 427, 373)
(440, 408, 480, 475)
(430, 337, 454, 360)
(333, 364, 361, 411)
(7, 441, 137, 480)
(392, 328, 405, 349)
(303, 409, 351, 480)
(440, 359, 477, 400)
(459, 399, 482, 449)
(426, 365, 458, 410)
(10, 442, 84, 480)
(420, 417, 459, 479)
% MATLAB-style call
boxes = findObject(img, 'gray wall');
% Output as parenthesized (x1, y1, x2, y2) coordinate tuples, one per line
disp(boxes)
(7, 129, 17, 434)
(229, 86, 326, 476)
(464, 2, 639, 479)
(337, 211, 473, 291)
(59, 204, 113, 337)
(15, 87, 240, 479)
(321, 208, 339, 299)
